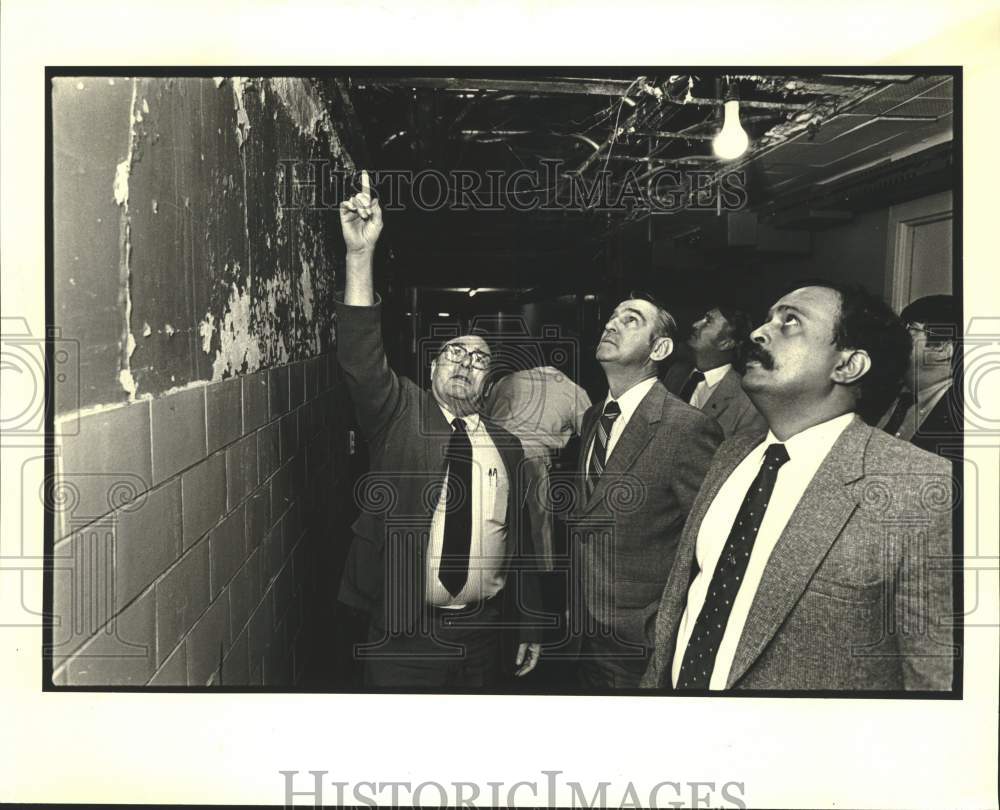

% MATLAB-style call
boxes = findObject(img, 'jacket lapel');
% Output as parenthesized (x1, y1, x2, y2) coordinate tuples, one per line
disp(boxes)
(420, 393, 452, 478)
(582, 382, 664, 513)
(645, 431, 763, 686)
(702, 368, 740, 419)
(725, 417, 871, 687)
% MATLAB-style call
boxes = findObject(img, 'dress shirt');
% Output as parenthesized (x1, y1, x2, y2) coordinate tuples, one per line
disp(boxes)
(585, 376, 659, 471)
(689, 363, 732, 410)
(425, 405, 510, 608)
(672, 412, 855, 689)
(879, 379, 952, 442)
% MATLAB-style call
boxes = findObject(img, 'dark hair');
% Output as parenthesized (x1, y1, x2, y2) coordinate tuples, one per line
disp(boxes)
(783, 279, 911, 419)
(627, 289, 678, 340)
(716, 304, 755, 346)
(900, 294, 959, 344)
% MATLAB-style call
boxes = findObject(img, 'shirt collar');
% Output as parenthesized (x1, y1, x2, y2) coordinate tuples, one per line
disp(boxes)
(697, 363, 732, 389)
(604, 376, 658, 424)
(437, 402, 480, 433)
(760, 412, 855, 460)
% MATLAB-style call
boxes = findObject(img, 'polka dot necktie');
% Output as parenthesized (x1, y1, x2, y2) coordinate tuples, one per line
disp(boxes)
(586, 400, 621, 497)
(676, 442, 790, 689)
(439, 418, 473, 597)
(679, 369, 705, 403)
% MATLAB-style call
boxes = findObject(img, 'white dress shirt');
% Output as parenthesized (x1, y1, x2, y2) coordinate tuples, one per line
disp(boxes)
(671, 412, 855, 689)
(425, 406, 510, 608)
(689, 363, 732, 410)
(585, 376, 659, 471)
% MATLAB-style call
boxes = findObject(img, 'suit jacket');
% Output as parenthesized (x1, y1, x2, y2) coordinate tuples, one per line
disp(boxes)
(663, 362, 766, 439)
(911, 381, 962, 461)
(335, 299, 543, 645)
(571, 381, 724, 647)
(641, 416, 954, 691)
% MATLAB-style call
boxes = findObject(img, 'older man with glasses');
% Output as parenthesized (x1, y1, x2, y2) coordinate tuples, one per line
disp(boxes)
(333, 172, 544, 689)
(878, 294, 961, 461)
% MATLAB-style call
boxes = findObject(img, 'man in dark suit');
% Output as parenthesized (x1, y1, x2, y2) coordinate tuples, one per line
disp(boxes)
(335, 172, 543, 688)
(571, 292, 723, 688)
(643, 282, 954, 691)
(663, 304, 767, 438)
(878, 294, 961, 461)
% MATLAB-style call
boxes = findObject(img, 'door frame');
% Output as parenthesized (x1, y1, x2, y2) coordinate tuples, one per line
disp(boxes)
(884, 190, 953, 312)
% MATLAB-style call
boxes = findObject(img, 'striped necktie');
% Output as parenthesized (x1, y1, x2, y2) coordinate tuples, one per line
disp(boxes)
(587, 400, 621, 497)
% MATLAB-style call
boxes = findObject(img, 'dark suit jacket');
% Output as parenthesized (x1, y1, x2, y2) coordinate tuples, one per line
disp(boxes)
(642, 416, 954, 691)
(911, 381, 962, 461)
(663, 362, 766, 439)
(571, 380, 723, 647)
(335, 299, 543, 644)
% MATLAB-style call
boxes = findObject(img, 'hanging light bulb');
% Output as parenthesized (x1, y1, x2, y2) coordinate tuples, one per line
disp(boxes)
(712, 99, 749, 160)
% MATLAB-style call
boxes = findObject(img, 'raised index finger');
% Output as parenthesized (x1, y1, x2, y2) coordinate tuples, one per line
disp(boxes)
(361, 169, 371, 197)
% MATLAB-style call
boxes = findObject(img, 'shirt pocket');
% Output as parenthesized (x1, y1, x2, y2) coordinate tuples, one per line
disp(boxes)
(490, 467, 509, 524)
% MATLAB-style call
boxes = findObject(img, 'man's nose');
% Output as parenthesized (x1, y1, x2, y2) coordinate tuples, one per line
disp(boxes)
(749, 324, 767, 343)
(459, 351, 474, 367)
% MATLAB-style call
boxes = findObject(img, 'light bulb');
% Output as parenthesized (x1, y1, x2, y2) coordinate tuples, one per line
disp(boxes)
(712, 100, 749, 160)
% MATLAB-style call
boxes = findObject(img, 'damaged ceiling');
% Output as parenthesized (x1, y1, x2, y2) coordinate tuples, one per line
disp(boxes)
(341, 70, 954, 288)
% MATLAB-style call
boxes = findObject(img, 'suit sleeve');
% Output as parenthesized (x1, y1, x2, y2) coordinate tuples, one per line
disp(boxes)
(335, 297, 406, 443)
(671, 409, 725, 516)
(897, 462, 955, 690)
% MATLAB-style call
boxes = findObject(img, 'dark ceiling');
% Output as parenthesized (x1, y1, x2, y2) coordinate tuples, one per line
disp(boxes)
(332, 70, 955, 296)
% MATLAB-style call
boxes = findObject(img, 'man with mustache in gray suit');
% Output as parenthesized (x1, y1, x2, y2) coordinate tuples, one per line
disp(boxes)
(643, 281, 954, 691)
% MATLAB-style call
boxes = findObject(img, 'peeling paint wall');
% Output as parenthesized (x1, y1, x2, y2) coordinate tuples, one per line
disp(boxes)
(53, 76, 353, 413)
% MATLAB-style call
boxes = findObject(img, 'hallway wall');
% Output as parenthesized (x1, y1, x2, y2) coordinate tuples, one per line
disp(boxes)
(50, 77, 357, 686)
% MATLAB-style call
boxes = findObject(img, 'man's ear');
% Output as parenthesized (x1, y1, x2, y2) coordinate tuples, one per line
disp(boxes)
(650, 336, 673, 363)
(717, 334, 737, 352)
(833, 349, 871, 386)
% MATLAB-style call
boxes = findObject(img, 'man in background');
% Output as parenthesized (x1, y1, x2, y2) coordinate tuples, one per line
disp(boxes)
(664, 303, 766, 438)
(485, 365, 591, 567)
(878, 294, 961, 460)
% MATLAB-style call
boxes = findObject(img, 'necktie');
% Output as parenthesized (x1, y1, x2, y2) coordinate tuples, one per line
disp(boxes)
(676, 442, 790, 689)
(679, 370, 706, 404)
(882, 390, 914, 436)
(586, 400, 621, 496)
(439, 418, 473, 597)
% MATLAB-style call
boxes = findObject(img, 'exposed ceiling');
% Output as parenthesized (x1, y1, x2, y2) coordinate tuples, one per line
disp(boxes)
(335, 71, 955, 292)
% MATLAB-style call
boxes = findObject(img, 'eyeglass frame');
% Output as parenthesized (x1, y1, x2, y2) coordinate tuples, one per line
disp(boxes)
(438, 341, 493, 370)
(906, 320, 956, 343)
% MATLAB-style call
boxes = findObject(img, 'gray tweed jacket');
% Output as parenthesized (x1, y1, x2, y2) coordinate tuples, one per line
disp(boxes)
(641, 415, 955, 691)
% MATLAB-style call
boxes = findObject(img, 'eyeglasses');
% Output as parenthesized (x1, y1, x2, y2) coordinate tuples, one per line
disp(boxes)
(440, 343, 492, 370)
(906, 321, 953, 341)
